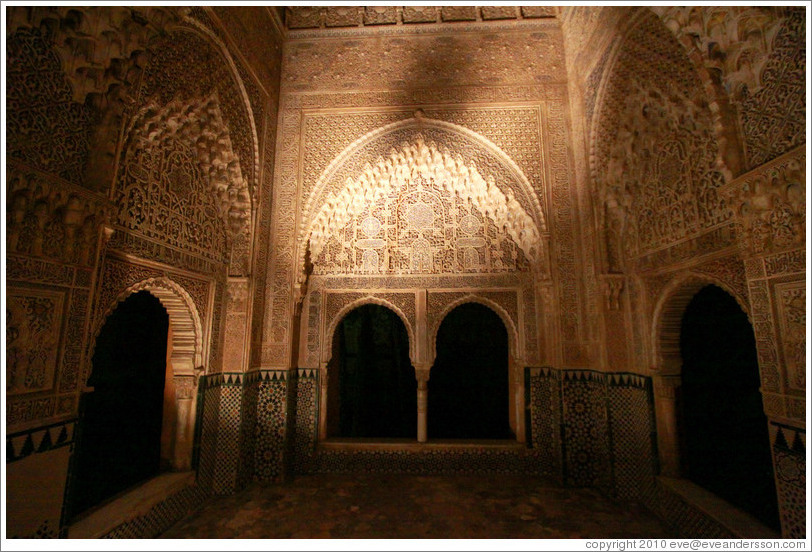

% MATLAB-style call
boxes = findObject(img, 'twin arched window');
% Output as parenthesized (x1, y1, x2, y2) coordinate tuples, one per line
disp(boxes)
(327, 302, 513, 441)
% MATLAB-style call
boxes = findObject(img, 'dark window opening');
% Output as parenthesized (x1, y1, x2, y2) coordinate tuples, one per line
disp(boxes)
(327, 304, 416, 438)
(429, 302, 512, 440)
(679, 284, 779, 531)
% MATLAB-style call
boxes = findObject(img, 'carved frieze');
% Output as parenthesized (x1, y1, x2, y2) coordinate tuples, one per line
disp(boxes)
(282, 27, 565, 92)
(6, 288, 66, 396)
(287, 7, 554, 32)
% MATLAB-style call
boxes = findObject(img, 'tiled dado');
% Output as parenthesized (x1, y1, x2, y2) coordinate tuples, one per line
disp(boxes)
(191, 367, 656, 505)
(526, 368, 657, 498)
(197, 370, 318, 488)
(525, 367, 563, 481)
(6, 419, 76, 539)
(100, 482, 209, 539)
(197, 373, 246, 495)
(6, 419, 75, 464)
(251, 370, 289, 483)
(770, 423, 805, 538)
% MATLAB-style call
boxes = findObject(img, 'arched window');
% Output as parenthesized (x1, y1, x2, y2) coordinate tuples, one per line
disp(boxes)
(429, 302, 512, 440)
(678, 285, 779, 530)
(69, 291, 170, 519)
(327, 304, 416, 438)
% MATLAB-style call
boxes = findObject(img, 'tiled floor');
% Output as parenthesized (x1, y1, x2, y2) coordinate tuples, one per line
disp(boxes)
(161, 474, 673, 539)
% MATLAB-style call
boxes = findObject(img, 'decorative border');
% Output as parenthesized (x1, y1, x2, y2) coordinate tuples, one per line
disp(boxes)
(285, 16, 558, 40)
(6, 419, 76, 464)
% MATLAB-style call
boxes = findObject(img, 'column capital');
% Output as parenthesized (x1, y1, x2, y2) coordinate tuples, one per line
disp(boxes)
(414, 366, 431, 386)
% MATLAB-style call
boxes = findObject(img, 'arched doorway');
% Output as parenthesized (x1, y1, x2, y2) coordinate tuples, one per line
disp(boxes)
(69, 291, 170, 518)
(429, 302, 512, 440)
(679, 284, 779, 530)
(327, 304, 416, 439)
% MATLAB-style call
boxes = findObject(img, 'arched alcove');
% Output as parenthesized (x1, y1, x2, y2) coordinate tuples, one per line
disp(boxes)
(428, 302, 512, 440)
(327, 304, 416, 439)
(69, 275, 204, 521)
(678, 285, 779, 531)
(69, 291, 169, 519)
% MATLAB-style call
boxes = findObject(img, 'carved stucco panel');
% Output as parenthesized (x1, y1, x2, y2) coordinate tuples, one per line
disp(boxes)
(545, 99, 585, 366)
(262, 108, 302, 366)
(6, 287, 67, 396)
(773, 281, 805, 392)
(747, 279, 782, 393)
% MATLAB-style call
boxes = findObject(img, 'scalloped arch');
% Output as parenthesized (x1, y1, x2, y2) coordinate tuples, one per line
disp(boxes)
(429, 294, 520, 365)
(89, 277, 204, 384)
(323, 296, 416, 366)
(298, 116, 548, 275)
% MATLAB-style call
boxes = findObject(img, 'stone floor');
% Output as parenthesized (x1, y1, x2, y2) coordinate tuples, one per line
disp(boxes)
(161, 474, 674, 539)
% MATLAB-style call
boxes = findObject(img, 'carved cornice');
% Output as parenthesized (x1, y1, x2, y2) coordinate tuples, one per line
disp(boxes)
(284, 6, 558, 38)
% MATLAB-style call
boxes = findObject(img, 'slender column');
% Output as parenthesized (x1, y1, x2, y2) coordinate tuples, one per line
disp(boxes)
(512, 360, 526, 443)
(414, 366, 431, 443)
(318, 361, 329, 440)
(653, 374, 681, 477)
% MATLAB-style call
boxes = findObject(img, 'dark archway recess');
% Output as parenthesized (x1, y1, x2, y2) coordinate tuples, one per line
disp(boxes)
(429, 302, 512, 440)
(328, 304, 416, 439)
(69, 291, 169, 519)
(679, 285, 779, 531)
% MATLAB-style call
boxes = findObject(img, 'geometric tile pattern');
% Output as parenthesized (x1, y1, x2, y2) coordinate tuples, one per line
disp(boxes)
(526, 367, 563, 481)
(561, 370, 610, 490)
(198, 375, 223, 481)
(291, 369, 319, 474)
(190, 365, 773, 539)
(213, 376, 243, 495)
(197, 382, 221, 490)
(197, 373, 247, 495)
(238, 372, 260, 489)
(607, 374, 656, 501)
(771, 424, 806, 538)
(252, 371, 288, 483)
(100, 484, 209, 539)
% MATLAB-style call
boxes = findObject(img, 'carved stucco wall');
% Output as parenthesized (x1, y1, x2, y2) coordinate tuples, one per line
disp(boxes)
(592, 10, 734, 275)
(261, 18, 591, 372)
(5, 5, 280, 538)
(5, 5, 806, 540)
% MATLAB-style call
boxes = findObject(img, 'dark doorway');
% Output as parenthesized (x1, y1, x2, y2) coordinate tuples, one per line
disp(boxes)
(429, 302, 512, 440)
(328, 304, 416, 438)
(69, 291, 169, 519)
(679, 284, 779, 531)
